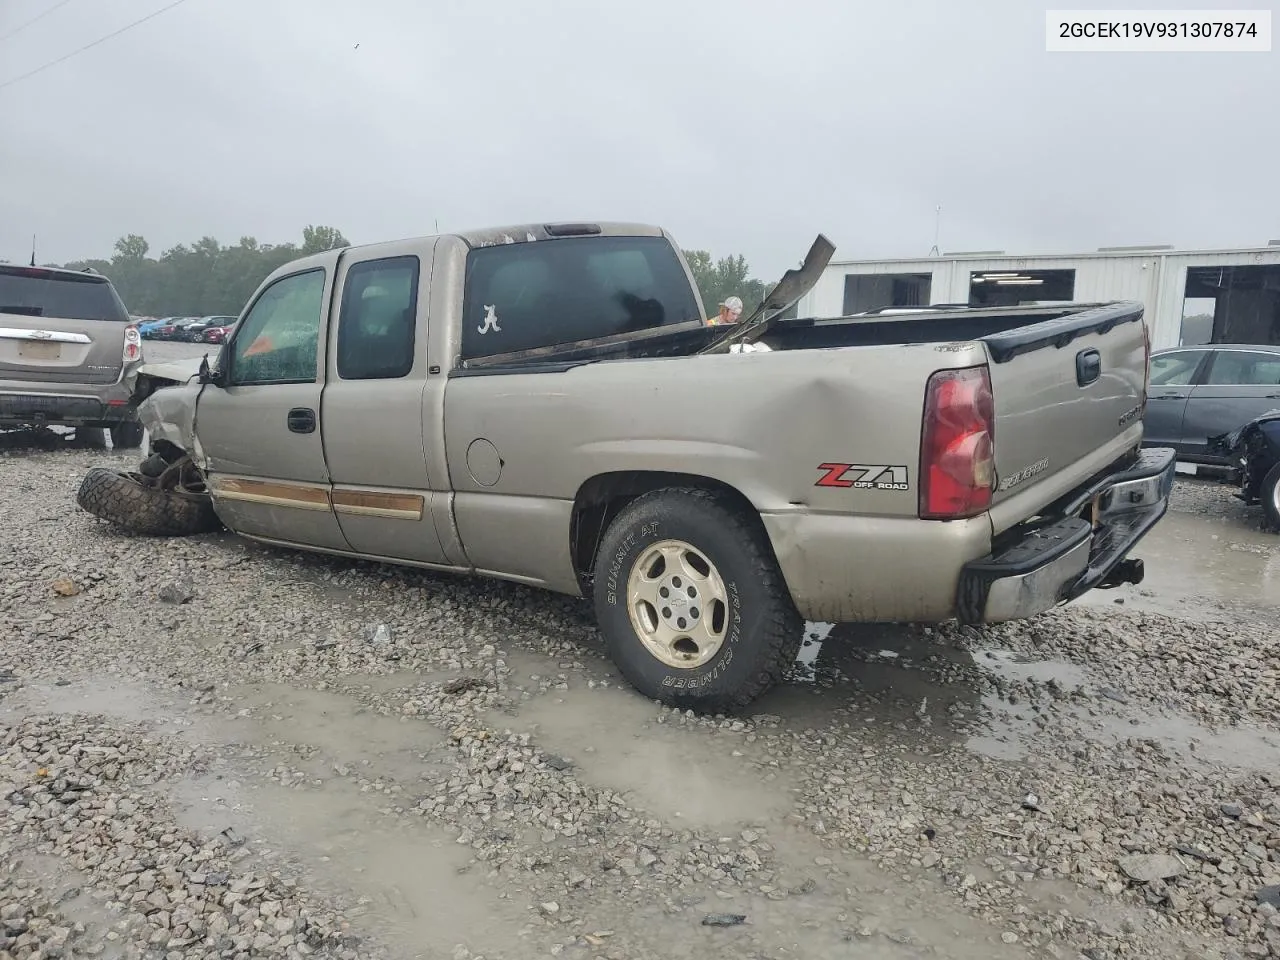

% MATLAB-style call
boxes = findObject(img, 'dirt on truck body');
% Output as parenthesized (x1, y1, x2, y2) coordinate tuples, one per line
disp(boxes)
(77, 221, 1177, 712)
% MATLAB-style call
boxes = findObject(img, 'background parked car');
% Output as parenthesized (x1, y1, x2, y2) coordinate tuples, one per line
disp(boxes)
(1208, 408, 1280, 531)
(0, 263, 146, 448)
(153, 317, 202, 340)
(1143, 344, 1280, 467)
(183, 316, 236, 342)
(201, 320, 237, 344)
(138, 317, 175, 339)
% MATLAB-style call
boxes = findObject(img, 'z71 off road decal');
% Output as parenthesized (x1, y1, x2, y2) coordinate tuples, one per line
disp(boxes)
(815, 463, 910, 490)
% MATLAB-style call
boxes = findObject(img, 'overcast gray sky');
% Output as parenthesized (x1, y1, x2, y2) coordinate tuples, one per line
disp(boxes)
(0, 0, 1276, 277)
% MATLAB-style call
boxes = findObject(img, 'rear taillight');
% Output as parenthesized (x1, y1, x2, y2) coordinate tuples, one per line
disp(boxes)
(919, 365, 996, 520)
(123, 324, 141, 363)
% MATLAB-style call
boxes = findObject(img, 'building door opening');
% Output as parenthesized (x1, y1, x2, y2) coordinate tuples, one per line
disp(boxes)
(1179, 297, 1215, 345)
(968, 269, 1076, 307)
(842, 273, 932, 314)
(1182, 265, 1280, 345)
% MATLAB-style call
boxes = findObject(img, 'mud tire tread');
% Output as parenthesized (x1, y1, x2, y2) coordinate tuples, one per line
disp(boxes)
(592, 486, 803, 714)
(76, 466, 221, 537)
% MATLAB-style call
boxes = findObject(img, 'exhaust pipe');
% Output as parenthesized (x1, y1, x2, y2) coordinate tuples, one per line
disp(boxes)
(1098, 558, 1144, 589)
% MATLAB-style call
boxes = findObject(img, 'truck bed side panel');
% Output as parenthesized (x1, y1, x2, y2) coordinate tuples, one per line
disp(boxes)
(442, 345, 988, 611)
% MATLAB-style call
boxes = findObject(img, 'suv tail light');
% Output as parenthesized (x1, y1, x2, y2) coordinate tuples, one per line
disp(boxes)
(123, 324, 141, 363)
(919, 365, 996, 520)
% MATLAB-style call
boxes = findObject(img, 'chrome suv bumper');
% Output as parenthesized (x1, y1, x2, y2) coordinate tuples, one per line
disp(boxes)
(0, 384, 137, 427)
(957, 446, 1177, 624)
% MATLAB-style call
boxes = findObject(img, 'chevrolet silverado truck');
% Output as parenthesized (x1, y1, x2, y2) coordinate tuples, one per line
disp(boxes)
(75, 222, 1177, 711)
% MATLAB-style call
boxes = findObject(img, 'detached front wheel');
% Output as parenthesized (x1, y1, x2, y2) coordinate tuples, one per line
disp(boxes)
(76, 466, 221, 537)
(592, 488, 803, 713)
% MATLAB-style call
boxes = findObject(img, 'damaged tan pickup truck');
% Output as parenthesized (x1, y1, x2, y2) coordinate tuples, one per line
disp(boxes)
(77, 222, 1177, 711)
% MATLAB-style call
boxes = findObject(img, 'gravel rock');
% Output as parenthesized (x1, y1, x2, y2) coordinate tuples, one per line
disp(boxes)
(1119, 854, 1186, 883)
(2, 432, 1278, 960)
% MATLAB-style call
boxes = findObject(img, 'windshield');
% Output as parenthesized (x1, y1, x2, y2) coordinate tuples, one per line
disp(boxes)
(0, 267, 129, 322)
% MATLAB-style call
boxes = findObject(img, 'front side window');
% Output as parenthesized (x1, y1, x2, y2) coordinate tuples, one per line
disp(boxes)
(228, 270, 326, 385)
(1149, 350, 1206, 387)
(336, 256, 420, 380)
(460, 235, 701, 360)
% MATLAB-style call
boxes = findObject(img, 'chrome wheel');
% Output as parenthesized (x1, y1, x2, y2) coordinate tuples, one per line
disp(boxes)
(626, 539, 729, 669)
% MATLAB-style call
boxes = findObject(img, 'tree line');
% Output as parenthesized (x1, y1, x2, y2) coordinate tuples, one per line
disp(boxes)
(51, 226, 351, 318)
(24, 226, 774, 322)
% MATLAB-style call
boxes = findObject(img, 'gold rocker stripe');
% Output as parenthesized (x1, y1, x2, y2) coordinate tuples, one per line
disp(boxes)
(210, 477, 425, 521)
(209, 477, 332, 512)
(331, 490, 424, 521)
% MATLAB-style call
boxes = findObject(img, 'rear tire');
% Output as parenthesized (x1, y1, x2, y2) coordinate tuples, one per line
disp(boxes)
(1262, 463, 1280, 533)
(591, 487, 803, 713)
(109, 421, 145, 450)
(70, 426, 107, 449)
(76, 466, 221, 537)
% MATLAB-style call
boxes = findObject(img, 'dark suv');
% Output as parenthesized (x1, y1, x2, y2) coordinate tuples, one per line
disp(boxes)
(0, 264, 145, 448)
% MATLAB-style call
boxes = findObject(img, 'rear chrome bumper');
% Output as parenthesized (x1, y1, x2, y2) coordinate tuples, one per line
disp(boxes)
(0, 359, 144, 426)
(0, 387, 137, 426)
(957, 446, 1177, 624)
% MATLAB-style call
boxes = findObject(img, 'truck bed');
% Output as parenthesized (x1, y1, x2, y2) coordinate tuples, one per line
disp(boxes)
(455, 302, 1139, 373)
(452, 300, 1150, 544)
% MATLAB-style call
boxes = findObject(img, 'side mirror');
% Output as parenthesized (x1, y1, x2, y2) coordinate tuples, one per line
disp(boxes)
(197, 352, 226, 387)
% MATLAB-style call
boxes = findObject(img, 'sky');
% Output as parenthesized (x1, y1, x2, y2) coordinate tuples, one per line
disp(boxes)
(0, 0, 1277, 279)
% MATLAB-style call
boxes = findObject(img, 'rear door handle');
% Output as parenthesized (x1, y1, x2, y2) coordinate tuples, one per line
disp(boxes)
(287, 407, 316, 434)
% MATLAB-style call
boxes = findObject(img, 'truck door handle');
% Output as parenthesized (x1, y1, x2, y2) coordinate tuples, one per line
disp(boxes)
(287, 408, 316, 433)
(1076, 349, 1101, 387)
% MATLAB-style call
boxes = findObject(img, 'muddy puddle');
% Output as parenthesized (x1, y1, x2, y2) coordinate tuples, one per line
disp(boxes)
(168, 770, 530, 959)
(765, 619, 1280, 779)
(1074, 509, 1279, 617)
(487, 676, 793, 828)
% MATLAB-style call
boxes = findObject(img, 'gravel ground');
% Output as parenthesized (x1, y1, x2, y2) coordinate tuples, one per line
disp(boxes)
(3, 378, 1279, 959)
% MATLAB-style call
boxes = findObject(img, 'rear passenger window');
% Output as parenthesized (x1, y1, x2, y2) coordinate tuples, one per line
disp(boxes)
(336, 256, 420, 380)
(1205, 351, 1280, 386)
(460, 236, 702, 361)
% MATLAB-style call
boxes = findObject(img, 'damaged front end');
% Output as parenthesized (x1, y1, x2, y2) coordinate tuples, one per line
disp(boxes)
(1208, 408, 1280, 514)
(124, 356, 205, 458)
(73, 355, 220, 537)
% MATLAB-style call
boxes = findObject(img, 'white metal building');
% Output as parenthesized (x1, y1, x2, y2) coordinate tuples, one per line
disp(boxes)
(795, 243, 1280, 351)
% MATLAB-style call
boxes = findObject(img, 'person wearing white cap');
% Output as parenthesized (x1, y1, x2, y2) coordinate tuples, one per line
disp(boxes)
(710, 295, 743, 326)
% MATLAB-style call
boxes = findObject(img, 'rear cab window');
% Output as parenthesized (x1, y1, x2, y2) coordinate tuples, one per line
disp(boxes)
(0, 267, 129, 322)
(460, 235, 701, 361)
